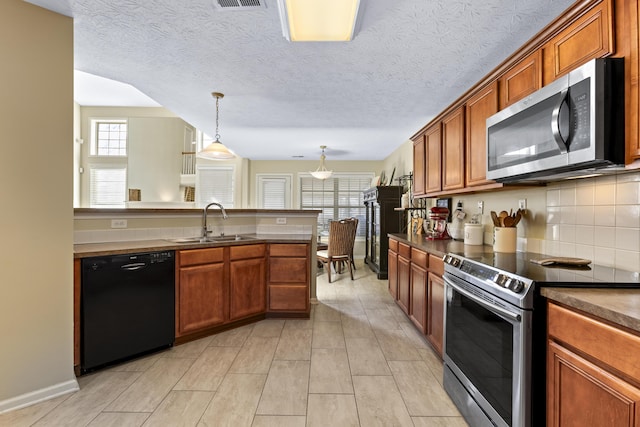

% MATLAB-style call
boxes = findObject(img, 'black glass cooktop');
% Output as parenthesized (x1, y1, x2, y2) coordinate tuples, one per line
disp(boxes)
(448, 251, 640, 287)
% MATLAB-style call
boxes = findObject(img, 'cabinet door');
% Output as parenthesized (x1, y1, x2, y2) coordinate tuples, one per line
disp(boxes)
(388, 249, 398, 299)
(425, 124, 442, 194)
(442, 106, 465, 191)
(409, 263, 427, 334)
(413, 134, 426, 196)
(230, 257, 266, 321)
(177, 263, 226, 336)
(542, 0, 614, 84)
(397, 255, 411, 314)
(427, 272, 444, 356)
(547, 340, 640, 427)
(466, 81, 498, 187)
(499, 50, 542, 109)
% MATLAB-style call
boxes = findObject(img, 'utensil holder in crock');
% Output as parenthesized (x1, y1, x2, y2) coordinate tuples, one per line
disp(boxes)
(493, 227, 516, 253)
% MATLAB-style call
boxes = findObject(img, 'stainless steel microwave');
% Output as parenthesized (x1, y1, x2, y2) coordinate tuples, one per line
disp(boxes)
(486, 58, 625, 183)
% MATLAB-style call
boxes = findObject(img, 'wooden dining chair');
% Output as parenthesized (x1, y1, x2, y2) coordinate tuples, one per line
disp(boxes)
(316, 219, 356, 283)
(343, 217, 359, 271)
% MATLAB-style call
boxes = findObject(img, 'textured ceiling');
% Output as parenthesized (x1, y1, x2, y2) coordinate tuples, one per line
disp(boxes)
(28, 0, 574, 160)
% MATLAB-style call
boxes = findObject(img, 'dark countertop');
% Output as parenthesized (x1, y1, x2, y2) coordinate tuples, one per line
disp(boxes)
(389, 233, 640, 334)
(388, 233, 492, 258)
(74, 233, 313, 258)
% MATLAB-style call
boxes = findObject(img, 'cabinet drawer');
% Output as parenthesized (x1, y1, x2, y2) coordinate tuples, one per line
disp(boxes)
(269, 243, 308, 257)
(399, 243, 411, 258)
(548, 303, 640, 382)
(269, 285, 309, 311)
(269, 257, 308, 283)
(230, 243, 266, 260)
(179, 247, 224, 267)
(411, 248, 428, 269)
(429, 254, 444, 276)
(389, 238, 398, 252)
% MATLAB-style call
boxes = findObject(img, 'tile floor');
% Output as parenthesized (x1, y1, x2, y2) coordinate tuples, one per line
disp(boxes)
(1, 260, 468, 427)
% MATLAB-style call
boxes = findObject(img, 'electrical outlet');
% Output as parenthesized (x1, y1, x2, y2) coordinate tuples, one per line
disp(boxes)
(111, 219, 127, 229)
(477, 201, 484, 214)
(518, 199, 527, 210)
(276, 217, 287, 225)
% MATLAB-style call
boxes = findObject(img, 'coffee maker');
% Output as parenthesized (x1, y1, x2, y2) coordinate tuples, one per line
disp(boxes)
(426, 206, 451, 240)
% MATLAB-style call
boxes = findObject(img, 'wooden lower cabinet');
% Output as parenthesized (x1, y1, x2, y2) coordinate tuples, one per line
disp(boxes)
(426, 272, 444, 356)
(177, 259, 227, 335)
(547, 302, 640, 426)
(268, 243, 310, 315)
(409, 263, 427, 333)
(388, 237, 445, 357)
(229, 245, 266, 321)
(388, 244, 398, 299)
(397, 243, 411, 315)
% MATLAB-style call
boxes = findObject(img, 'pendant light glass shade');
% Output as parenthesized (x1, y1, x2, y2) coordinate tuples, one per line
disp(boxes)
(310, 145, 333, 180)
(199, 92, 235, 160)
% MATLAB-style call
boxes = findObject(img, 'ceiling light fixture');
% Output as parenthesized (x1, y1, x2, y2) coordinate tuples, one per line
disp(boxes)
(198, 92, 235, 160)
(277, 0, 364, 42)
(310, 145, 333, 180)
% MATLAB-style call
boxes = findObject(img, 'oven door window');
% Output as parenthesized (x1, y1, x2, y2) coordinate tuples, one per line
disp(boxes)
(446, 288, 513, 425)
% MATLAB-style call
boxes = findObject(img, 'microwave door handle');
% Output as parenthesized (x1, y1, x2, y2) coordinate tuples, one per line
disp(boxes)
(551, 88, 569, 153)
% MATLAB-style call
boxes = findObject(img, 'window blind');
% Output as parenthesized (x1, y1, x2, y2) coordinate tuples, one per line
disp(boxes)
(89, 165, 127, 208)
(300, 173, 372, 236)
(196, 166, 235, 208)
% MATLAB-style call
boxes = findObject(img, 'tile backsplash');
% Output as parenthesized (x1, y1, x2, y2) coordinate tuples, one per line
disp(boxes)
(542, 172, 640, 271)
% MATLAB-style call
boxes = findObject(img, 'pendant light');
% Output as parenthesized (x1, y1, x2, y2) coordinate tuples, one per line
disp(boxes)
(309, 145, 333, 180)
(198, 92, 235, 160)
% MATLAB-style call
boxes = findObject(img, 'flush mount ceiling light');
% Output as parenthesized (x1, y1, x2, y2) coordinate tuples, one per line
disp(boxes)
(310, 145, 333, 180)
(198, 92, 235, 160)
(277, 0, 364, 42)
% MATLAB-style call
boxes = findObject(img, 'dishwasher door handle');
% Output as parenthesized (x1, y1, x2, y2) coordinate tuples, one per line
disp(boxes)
(120, 262, 147, 271)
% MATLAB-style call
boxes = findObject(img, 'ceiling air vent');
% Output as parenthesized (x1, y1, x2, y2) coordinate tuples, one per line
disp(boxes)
(213, 0, 267, 10)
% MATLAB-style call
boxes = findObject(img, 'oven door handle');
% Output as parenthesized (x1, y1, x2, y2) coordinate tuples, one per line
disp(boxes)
(444, 276, 522, 322)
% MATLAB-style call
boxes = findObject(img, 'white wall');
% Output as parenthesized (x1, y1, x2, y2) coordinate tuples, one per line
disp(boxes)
(247, 159, 384, 208)
(0, 0, 78, 410)
(78, 107, 195, 206)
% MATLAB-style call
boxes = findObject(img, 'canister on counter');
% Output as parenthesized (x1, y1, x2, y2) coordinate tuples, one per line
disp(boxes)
(464, 223, 483, 245)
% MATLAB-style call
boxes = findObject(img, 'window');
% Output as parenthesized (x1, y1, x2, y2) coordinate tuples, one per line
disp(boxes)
(300, 173, 373, 236)
(90, 119, 127, 156)
(196, 166, 235, 208)
(257, 175, 292, 209)
(89, 165, 127, 208)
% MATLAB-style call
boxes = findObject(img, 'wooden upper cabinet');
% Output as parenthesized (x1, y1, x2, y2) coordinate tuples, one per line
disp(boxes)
(442, 106, 465, 191)
(499, 50, 542, 109)
(412, 134, 426, 197)
(542, 0, 614, 84)
(425, 123, 442, 194)
(466, 81, 498, 187)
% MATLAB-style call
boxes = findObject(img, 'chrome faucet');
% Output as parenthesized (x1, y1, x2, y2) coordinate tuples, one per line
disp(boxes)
(202, 202, 228, 239)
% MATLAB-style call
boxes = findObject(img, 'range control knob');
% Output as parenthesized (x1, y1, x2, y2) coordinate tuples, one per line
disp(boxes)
(444, 255, 461, 267)
(494, 273, 508, 287)
(508, 280, 525, 293)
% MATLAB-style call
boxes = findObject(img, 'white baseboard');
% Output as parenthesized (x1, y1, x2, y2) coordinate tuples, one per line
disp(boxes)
(0, 379, 79, 414)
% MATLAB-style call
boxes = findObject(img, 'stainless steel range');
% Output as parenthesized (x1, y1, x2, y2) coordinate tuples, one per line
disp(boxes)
(442, 252, 640, 427)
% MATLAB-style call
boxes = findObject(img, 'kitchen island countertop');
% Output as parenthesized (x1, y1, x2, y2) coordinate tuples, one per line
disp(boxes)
(74, 233, 313, 258)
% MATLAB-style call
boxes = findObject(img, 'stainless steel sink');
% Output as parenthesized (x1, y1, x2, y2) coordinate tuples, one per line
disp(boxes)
(167, 235, 254, 244)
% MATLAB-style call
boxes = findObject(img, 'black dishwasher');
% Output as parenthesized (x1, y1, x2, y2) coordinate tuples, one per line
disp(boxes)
(81, 250, 175, 373)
